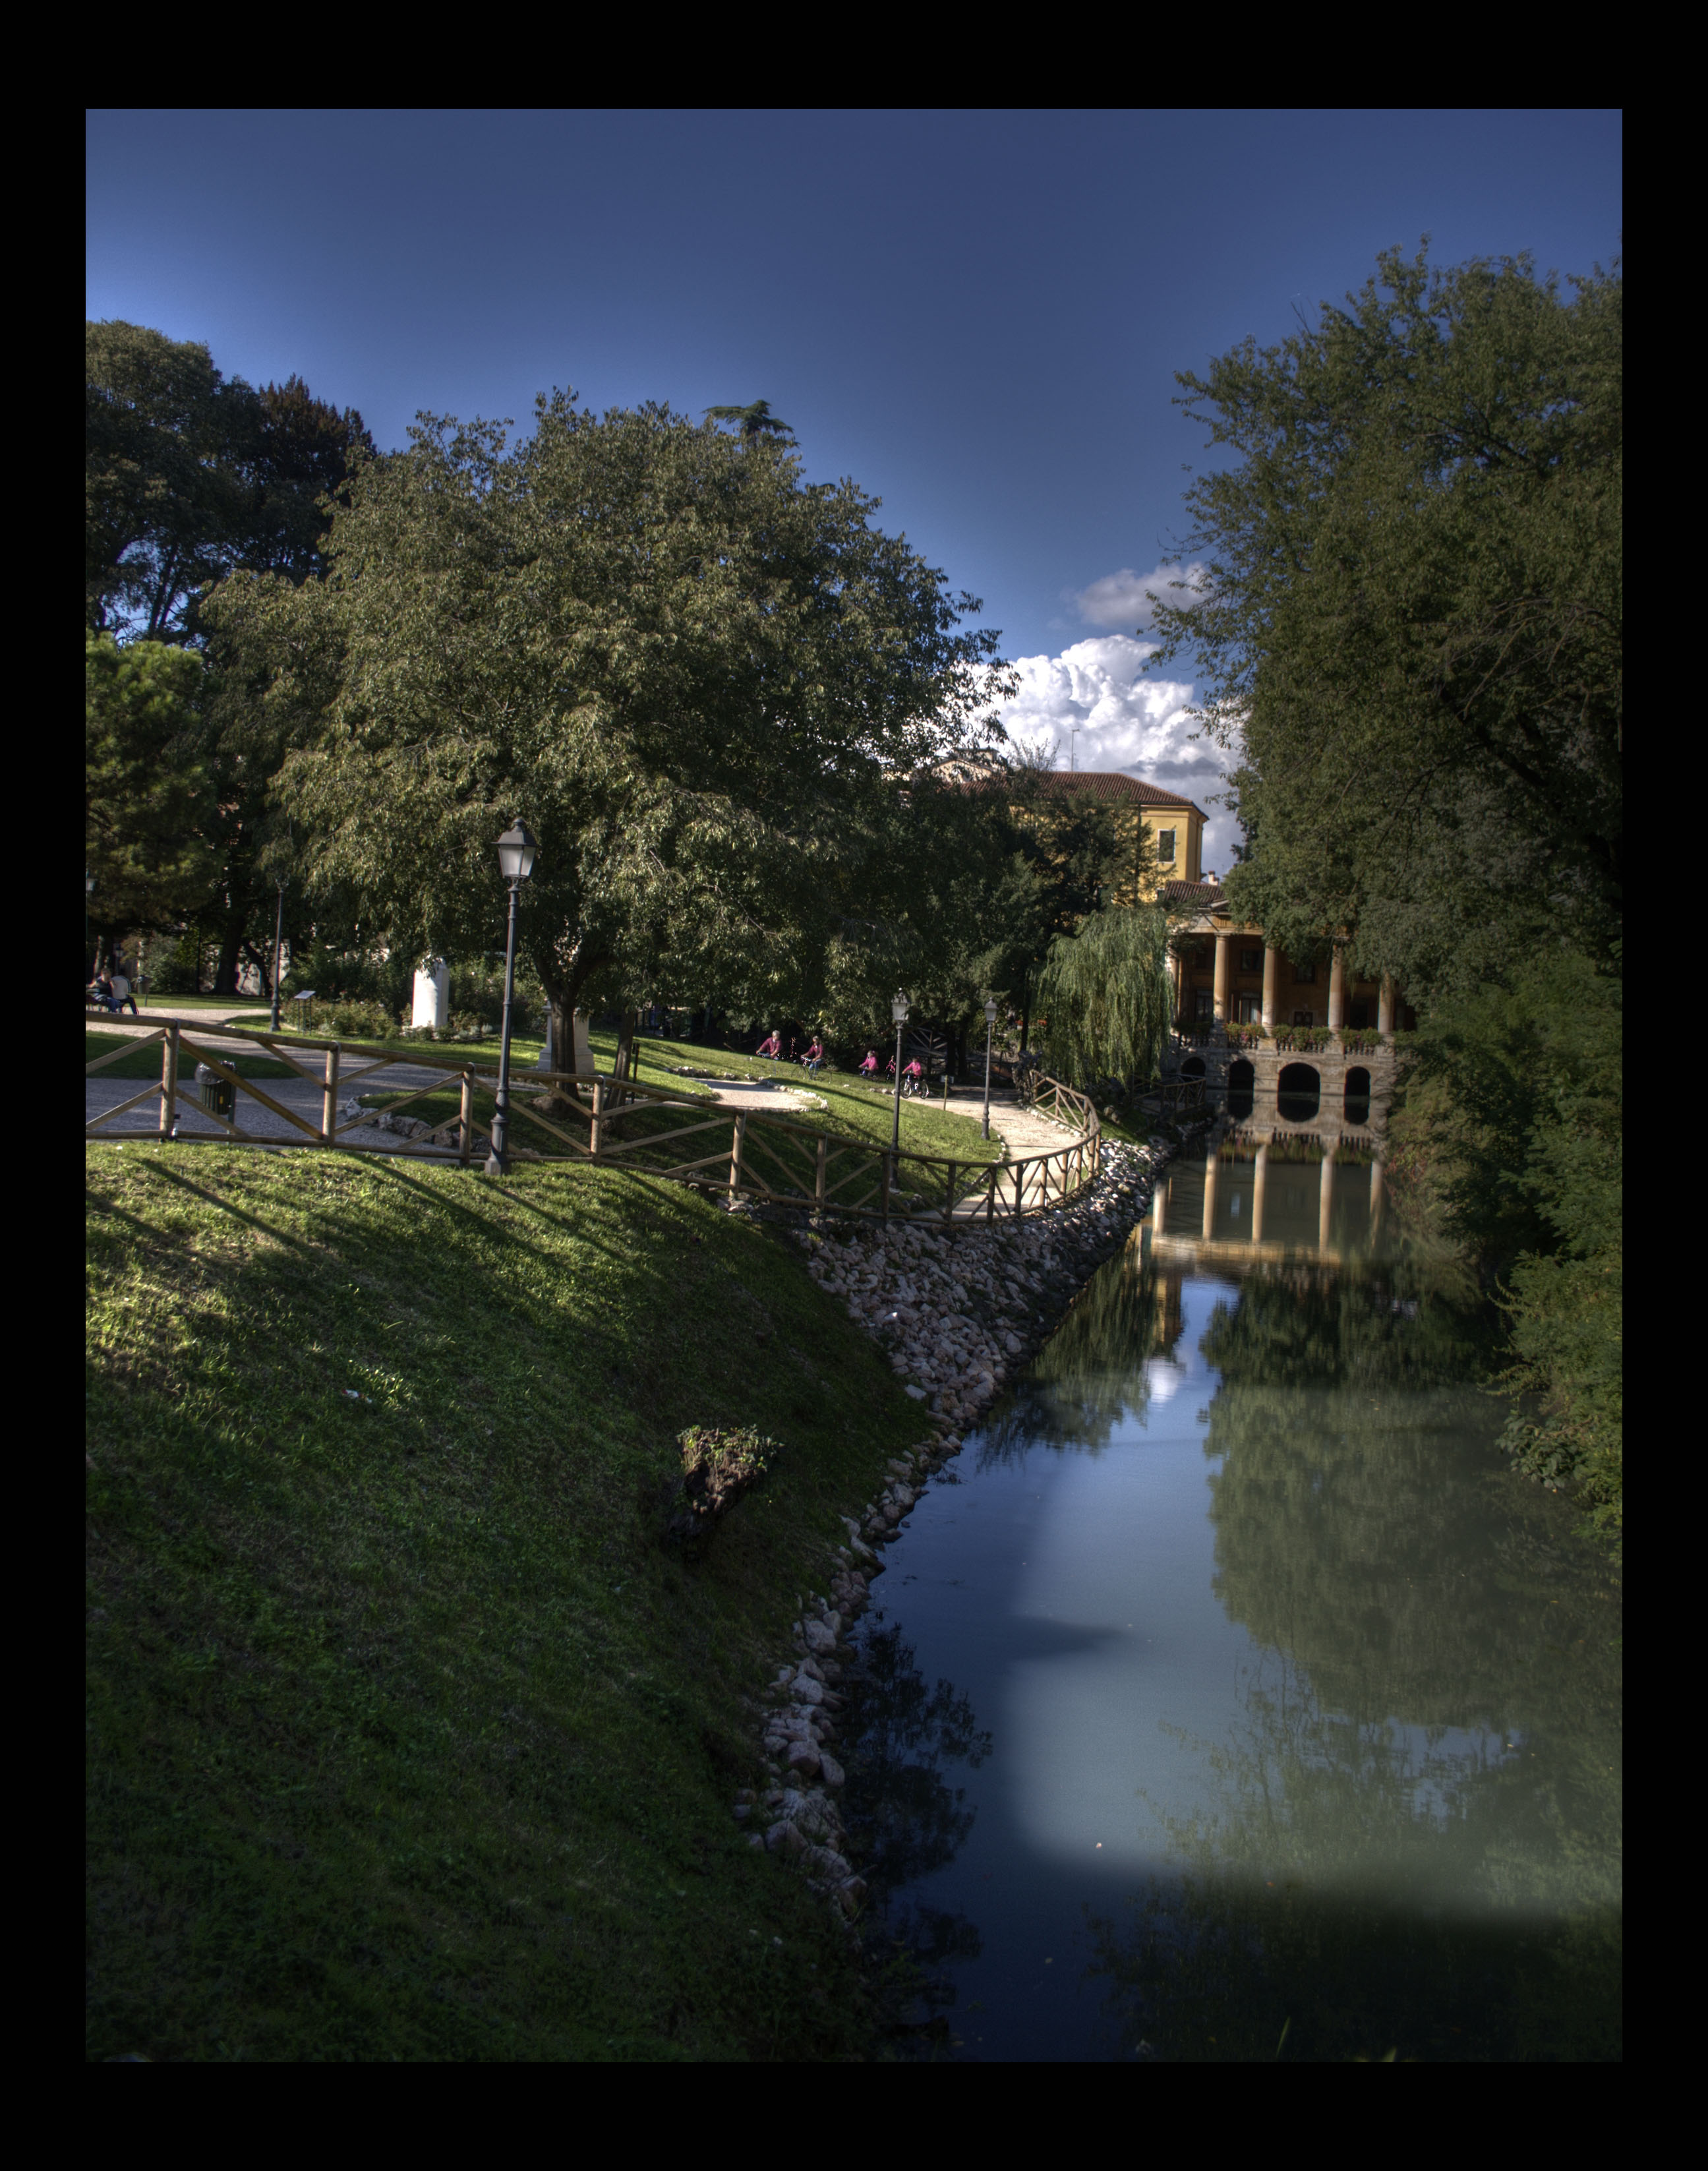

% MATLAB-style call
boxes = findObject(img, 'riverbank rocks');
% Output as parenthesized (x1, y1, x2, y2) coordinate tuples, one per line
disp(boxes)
(734, 1132, 1175, 1934)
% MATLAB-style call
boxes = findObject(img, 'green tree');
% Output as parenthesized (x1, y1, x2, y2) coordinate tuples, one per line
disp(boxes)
(209, 394, 1010, 1065)
(1031, 904, 1173, 1092)
(84, 634, 216, 954)
(702, 398, 796, 446)
(86, 322, 373, 644)
(1145, 245, 1622, 997)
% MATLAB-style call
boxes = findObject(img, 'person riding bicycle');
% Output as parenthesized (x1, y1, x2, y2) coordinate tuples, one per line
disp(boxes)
(859, 1050, 879, 1079)
(902, 1057, 925, 1095)
(755, 1029, 782, 1060)
(802, 1036, 825, 1075)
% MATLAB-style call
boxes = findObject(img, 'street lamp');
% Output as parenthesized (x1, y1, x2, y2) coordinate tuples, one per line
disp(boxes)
(889, 990, 910, 1158)
(982, 997, 998, 1139)
(485, 818, 538, 1176)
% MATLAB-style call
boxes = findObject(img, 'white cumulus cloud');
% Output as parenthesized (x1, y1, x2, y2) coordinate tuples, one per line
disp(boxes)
(993, 634, 1241, 878)
(1071, 561, 1211, 633)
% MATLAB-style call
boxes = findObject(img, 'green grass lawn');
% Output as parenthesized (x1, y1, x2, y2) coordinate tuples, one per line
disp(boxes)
(86, 1146, 928, 2062)
(88, 1032, 305, 1083)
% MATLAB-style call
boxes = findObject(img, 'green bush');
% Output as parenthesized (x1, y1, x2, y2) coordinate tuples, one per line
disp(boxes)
(140, 930, 206, 996)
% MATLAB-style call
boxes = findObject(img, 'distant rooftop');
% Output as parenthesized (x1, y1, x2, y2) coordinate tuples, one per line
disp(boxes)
(949, 764, 1208, 818)
(1160, 877, 1225, 908)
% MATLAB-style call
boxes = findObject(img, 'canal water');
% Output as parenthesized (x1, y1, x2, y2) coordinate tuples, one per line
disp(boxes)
(842, 1141, 1622, 2062)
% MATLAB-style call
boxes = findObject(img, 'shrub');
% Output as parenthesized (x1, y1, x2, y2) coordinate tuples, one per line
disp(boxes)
(666, 1425, 779, 1544)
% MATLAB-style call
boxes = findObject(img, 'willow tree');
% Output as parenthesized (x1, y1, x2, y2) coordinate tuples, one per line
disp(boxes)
(1031, 905, 1171, 1090)
(206, 393, 1009, 1065)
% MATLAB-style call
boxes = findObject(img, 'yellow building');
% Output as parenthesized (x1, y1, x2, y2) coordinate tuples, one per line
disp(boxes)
(1009, 771, 1209, 901)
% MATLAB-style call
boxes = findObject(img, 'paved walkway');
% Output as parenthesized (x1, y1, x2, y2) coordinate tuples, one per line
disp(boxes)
(87, 1023, 1090, 1168)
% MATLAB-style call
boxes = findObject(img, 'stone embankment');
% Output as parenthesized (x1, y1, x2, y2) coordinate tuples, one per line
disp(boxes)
(732, 1131, 1181, 1924)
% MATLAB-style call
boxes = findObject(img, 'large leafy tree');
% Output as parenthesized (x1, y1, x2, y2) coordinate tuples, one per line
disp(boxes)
(84, 634, 216, 959)
(86, 323, 376, 990)
(1144, 246, 1622, 999)
(86, 321, 374, 643)
(210, 394, 1010, 1063)
(1030, 904, 1173, 1091)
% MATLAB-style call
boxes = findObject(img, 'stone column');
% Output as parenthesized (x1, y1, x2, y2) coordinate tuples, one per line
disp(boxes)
(411, 959, 449, 1032)
(1328, 943, 1347, 1034)
(1378, 974, 1396, 1037)
(1151, 1180, 1167, 1237)
(1251, 1144, 1268, 1244)
(1212, 932, 1231, 1023)
(1202, 1154, 1219, 1241)
(1262, 945, 1279, 1034)
(1318, 1152, 1336, 1252)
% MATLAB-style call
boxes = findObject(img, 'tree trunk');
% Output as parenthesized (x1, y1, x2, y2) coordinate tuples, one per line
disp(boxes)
(611, 1007, 637, 1106)
(211, 912, 245, 997)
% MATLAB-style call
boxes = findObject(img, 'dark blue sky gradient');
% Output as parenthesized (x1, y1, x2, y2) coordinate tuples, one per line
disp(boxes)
(87, 108, 1622, 672)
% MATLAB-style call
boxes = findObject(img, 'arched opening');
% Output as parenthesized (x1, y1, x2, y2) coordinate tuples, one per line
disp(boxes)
(1278, 1062, 1320, 1123)
(1344, 1065, 1370, 1125)
(1180, 1055, 1206, 1079)
(1227, 1057, 1254, 1119)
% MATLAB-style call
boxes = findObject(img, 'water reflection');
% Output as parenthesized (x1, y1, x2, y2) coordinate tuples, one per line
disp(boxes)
(841, 1147, 1621, 2060)
(839, 1623, 993, 2046)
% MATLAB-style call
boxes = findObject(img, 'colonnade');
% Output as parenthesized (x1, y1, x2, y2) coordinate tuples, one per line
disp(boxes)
(1185, 930, 1398, 1036)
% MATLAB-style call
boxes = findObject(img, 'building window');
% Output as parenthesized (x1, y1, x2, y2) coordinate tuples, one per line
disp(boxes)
(1239, 948, 1261, 974)
(1158, 828, 1176, 865)
(1293, 960, 1316, 984)
(1236, 994, 1261, 1023)
(1349, 997, 1370, 1030)
(1194, 988, 1214, 1019)
(1291, 1009, 1314, 1028)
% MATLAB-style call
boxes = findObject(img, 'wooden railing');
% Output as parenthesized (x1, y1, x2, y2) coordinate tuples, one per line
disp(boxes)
(86, 1024, 1101, 1224)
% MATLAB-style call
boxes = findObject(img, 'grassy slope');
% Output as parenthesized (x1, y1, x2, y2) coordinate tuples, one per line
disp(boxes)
(86, 1145, 929, 2062)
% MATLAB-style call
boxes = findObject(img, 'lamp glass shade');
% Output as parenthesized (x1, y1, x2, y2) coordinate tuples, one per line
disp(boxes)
(496, 819, 537, 882)
(891, 992, 910, 1025)
(984, 999, 998, 1024)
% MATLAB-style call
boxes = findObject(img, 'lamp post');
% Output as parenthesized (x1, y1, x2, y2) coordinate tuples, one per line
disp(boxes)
(85, 871, 94, 978)
(485, 818, 538, 1176)
(269, 878, 287, 1034)
(981, 997, 997, 1139)
(889, 991, 910, 1158)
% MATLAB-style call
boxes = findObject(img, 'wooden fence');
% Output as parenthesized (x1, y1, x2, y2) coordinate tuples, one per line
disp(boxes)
(86, 1023, 1100, 1224)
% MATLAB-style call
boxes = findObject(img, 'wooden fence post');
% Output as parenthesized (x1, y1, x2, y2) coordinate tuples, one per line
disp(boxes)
(986, 1166, 995, 1221)
(943, 1160, 956, 1224)
(159, 1021, 179, 1139)
(815, 1133, 827, 1208)
(1014, 1162, 1024, 1217)
(458, 1069, 474, 1164)
(728, 1112, 747, 1198)
(881, 1148, 893, 1220)
(321, 1043, 340, 1146)
(590, 1077, 604, 1160)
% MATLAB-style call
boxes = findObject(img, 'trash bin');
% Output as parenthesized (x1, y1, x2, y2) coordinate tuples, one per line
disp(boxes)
(194, 1061, 235, 1121)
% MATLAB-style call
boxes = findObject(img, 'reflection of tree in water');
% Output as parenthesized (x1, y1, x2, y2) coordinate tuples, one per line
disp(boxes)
(840, 1621, 993, 2040)
(978, 1249, 1179, 1466)
(1197, 1266, 1622, 1851)
(1085, 1866, 1620, 2063)
(1080, 1266, 1622, 2060)
(1084, 1646, 1620, 2060)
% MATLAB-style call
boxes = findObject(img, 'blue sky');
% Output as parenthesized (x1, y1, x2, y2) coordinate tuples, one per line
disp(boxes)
(87, 109, 1622, 874)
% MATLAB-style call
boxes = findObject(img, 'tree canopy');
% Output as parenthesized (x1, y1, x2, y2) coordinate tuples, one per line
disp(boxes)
(208, 393, 1011, 1057)
(1145, 245, 1622, 998)
(84, 634, 216, 943)
(86, 320, 374, 643)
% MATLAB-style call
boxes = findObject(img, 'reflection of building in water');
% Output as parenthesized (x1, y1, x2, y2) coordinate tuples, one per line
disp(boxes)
(1143, 1137, 1386, 1270)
